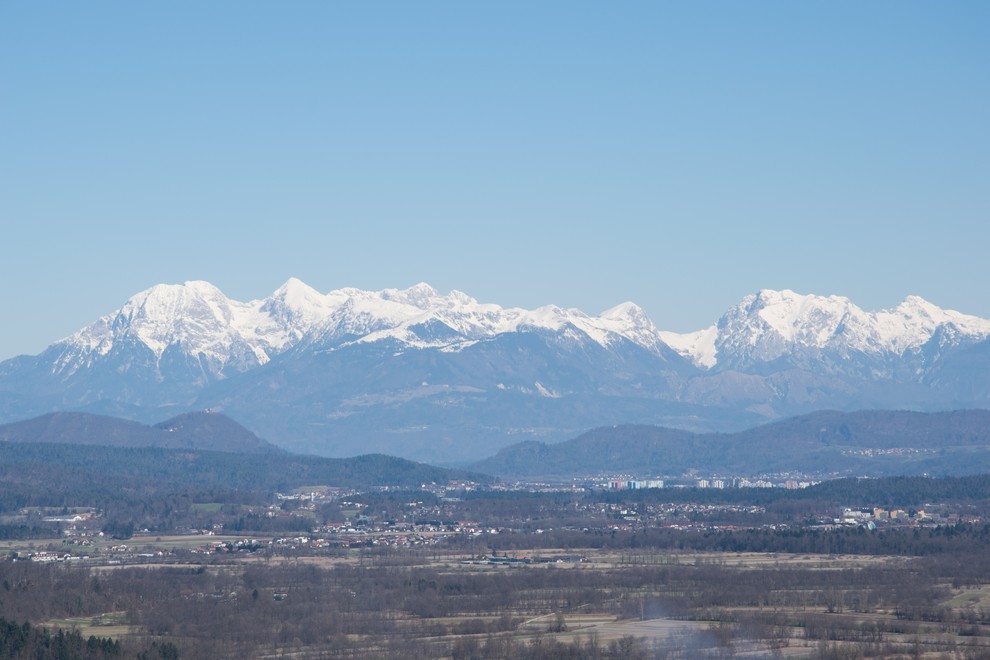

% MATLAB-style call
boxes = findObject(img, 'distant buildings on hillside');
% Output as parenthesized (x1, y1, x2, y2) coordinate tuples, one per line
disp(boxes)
(601, 476, 816, 491)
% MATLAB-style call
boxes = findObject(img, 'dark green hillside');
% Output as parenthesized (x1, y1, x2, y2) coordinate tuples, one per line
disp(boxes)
(735, 409, 990, 450)
(0, 411, 280, 453)
(473, 409, 990, 477)
(0, 442, 489, 513)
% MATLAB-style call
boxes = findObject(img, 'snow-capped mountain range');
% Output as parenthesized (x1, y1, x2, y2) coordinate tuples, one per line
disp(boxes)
(45, 278, 688, 381)
(48, 279, 990, 372)
(2, 279, 989, 462)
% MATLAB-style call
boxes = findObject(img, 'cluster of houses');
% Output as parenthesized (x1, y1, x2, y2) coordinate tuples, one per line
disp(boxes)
(836, 506, 981, 528)
(596, 476, 817, 490)
(27, 551, 78, 562)
(462, 552, 586, 566)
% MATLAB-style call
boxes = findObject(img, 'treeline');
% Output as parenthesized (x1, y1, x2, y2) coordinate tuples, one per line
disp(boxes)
(457, 523, 990, 561)
(0, 618, 121, 659)
(0, 617, 177, 659)
(0, 524, 61, 540)
(2, 548, 989, 658)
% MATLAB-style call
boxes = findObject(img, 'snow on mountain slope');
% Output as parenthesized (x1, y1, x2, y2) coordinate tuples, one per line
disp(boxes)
(289, 283, 680, 354)
(661, 289, 990, 369)
(257, 277, 341, 348)
(875, 296, 990, 353)
(11, 280, 990, 461)
(596, 302, 665, 352)
(51, 279, 346, 378)
(41, 281, 990, 379)
(54, 281, 262, 376)
(48, 280, 682, 379)
(659, 326, 718, 369)
(713, 289, 864, 365)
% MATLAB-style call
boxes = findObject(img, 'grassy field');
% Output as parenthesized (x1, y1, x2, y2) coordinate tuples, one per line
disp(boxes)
(43, 612, 132, 639)
(946, 584, 990, 609)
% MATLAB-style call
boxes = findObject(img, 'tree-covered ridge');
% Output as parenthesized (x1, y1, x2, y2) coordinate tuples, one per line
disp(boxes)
(0, 442, 486, 513)
(0, 411, 280, 454)
(473, 409, 990, 477)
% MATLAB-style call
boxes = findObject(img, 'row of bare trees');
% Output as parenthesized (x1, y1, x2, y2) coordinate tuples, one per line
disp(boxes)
(1, 546, 988, 658)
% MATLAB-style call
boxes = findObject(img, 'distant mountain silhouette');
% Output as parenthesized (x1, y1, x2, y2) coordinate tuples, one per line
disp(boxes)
(0, 411, 281, 454)
(471, 409, 990, 478)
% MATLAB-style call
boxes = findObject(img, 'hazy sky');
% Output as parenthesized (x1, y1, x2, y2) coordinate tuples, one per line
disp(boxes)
(1, 2, 987, 360)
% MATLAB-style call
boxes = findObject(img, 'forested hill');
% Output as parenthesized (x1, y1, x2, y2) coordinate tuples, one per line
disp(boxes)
(0, 442, 488, 512)
(472, 409, 990, 478)
(0, 411, 280, 453)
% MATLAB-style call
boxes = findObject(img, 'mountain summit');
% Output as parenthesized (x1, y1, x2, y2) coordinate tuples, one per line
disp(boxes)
(660, 289, 990, 370)
(1, 280, 989, 462)
(45, 280, 681, 375)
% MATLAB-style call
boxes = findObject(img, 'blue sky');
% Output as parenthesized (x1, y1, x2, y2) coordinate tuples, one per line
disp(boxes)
(1, 2, 987, 359)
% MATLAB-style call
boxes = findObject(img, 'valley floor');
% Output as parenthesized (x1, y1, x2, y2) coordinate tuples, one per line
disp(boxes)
(3, 544, 990, 658)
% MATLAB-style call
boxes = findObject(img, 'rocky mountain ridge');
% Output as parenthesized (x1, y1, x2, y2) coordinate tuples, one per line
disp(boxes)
(2, 280, 989, 462)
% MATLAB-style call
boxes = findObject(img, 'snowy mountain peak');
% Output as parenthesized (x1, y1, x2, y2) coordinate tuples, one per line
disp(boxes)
(51, 280, 263, 378)
(182, 279, 226, 294)
(381, 282, 441, 309)
(39, 281, 990, 386)
(600, 302, 655, 332)
(600, 301, 649, 322)
(118, 280, 236, 337)
(743, 288, 853, 315)
(878, 296, 990, 345)
(446, 289, 478, 307)
(12, 281, 990, 462)
(50, 279, 685, 370)
(264, 278, 334, 321)
(255, 279, 339, 351)
(894, 295, 949, 322)
(132, 280, 225, 310)
(733, 289, 858, 345)
(272, 277, 320, 300)
(702, 289, 990, 369)
(597, 302, 672, 355)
